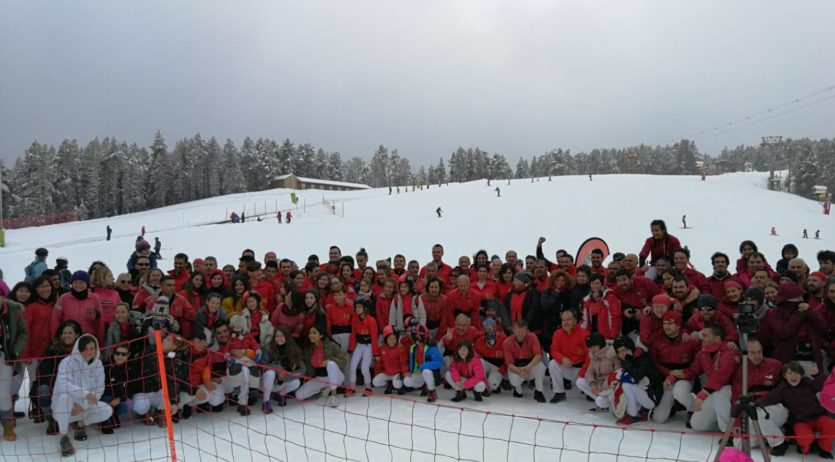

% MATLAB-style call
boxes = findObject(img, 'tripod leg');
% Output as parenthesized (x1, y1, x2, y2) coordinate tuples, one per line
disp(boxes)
(713, 420, 738, 462)
(748, 419, 772, 462)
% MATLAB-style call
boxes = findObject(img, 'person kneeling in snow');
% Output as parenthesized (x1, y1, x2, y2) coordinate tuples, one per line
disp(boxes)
(603, 336, 661, 425)
(445, 340, 488, 402)
(403, 325, 443, 403)
(52, 334, 113, 457)
(577, 333, 620, 411)
(373, 325, 408, 395)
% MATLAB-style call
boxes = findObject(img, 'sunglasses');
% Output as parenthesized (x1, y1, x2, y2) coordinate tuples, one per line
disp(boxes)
(113, 351, 129, 357)
(136, 263, 150, 267)
(699, 307, 716, 312)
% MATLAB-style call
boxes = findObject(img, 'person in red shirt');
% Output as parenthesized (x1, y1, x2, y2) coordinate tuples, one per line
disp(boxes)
(419, 244, 453, 283)
(650, 311, 701, 424)
(706, 252, 738, 303)
(325, 289, 354, 357)
(532, 260, 550, 292)
(670, 324, 740, 432)
(440, 314, 482, 370)
(346, 300, 378, 397)
(580, 274, 622, 342)
(372, 325, 408, 395)
(638, 219, 682, 271)
(248, 262, 276, 314)
(547, 310, 588, 403)
(612, 269, 661, 313)
(419, 278, 449, 342)
(472, 264, 498, 301)
(474, 318, 507, 393)
(503, 320, 546, 402)
(685, 294, 739, 343)
(446, 275, 483, 329)
(168, 253, 192, 291)
(589, 249, 609, 280)
(319, 246, 342, 274)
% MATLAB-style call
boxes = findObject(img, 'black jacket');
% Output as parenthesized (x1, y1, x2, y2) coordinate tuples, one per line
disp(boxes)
(622, 349, 663, 404)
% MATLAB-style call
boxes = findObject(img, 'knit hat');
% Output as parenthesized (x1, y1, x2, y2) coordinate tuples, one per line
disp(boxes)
(613, 336, 635, 352)
(136, 240, 151, 251)
(149, 296, 170, 316)
(193, 258, 204, 267)
(230, 314, 247, 332)
(743, 287, 764, 305)
(697, 294, 718, 310)
(482, 318, 496, 329)
(265, 251, 277, 260)
(382, 325, 396, 339)
(56, 256, 69, 265)
(514, 271, 533, 284)
(662, 311, 683, 326)
(585, 332, 606, 349)
(651, 294, 674, 307)
(723, 280, 743, 291)
(777, 281, 804, 302)
(611, 252, 626, 262)
(71, 271, 91, 286)
(35, 247, 48, 257)
(809, 271, 828, 282)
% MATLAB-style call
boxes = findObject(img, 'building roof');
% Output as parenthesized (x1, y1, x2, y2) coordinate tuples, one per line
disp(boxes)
(274, 173, 371, 190)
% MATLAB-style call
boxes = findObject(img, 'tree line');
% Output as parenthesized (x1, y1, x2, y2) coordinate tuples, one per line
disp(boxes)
(1, 132, 833, 222)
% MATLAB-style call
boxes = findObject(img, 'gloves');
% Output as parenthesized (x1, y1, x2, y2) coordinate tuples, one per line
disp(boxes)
(619, 371, 636, 384)
(254, 351, 263, 364)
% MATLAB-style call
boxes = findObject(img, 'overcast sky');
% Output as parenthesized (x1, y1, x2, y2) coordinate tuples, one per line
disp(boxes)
(1, 0, 834, 166)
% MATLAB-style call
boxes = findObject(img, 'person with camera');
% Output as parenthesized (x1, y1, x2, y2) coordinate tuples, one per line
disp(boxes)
(685, 295, 738, 344)
(759, 281, 827, 374)
(650, 311, 701, 424)
(669, 324, 740, 432)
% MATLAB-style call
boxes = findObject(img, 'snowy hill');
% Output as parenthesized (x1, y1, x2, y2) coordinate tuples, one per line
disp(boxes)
(1, 172, 830, 276)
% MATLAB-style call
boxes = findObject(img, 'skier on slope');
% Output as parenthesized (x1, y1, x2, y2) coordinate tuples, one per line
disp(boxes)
(495, 187, 501, 197)
(436, 207, 443, 218)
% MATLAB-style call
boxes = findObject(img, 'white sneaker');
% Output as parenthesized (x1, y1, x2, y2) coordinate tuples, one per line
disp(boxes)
(326, 396, 338, 408)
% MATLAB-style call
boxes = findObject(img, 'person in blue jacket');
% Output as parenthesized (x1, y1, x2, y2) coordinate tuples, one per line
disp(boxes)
(403, 325, 443, 402)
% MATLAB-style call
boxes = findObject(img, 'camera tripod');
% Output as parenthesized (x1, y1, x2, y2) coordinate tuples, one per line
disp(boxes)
(713, 332, 771, 462)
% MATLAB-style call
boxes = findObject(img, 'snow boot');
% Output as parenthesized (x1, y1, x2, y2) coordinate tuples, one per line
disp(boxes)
(427, 390, 438, 403)
(534, 391, 546, 403)
(237, 405, 251, 416)
(550, 392, 566, 403)
(262, 401, 273, 414)
(60, 435, 75, 457)
(72, 422, 87, 441)
(46, 416, 59, 435)
(2, 420, 16, 442)
(276, 394, 288, 407)
(473, 391, 483, 402)
(451, 391, 467, 402)
(384, 383, 394, 395)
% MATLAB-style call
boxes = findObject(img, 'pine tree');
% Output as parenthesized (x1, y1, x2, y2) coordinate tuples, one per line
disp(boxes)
(515, 157, 529, 178)
(343, 157, 366, 184)
(436, 158, 447, 184)
(327, 152, 344, 181)
(147, 131, 170, 208)
(221, 139, 246, 194)
(54, 139, 82, 212)
(369, 145, 391, 187)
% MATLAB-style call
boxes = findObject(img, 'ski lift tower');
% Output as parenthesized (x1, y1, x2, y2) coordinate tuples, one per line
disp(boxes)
(761, 136, 782, 180)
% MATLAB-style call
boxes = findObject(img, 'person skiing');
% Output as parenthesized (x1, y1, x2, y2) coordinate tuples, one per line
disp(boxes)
(241, 212, 246, 223)
(803, 229, 809, 239)
(154, 237, 162, 259)
(277, 211, 282, 223)
(589, 173, 593, 181)
(495, 187, 501, 197)
(141, 226, 145, 237)
(286, 211, 292, 224)
(389, 186, 392, 195)
(106, 225, 112, 241)
(436, 207, 442, 218)
(816, 230, 821, 239)
(681, 215, 687, 229)
(771, 227, 778, 236)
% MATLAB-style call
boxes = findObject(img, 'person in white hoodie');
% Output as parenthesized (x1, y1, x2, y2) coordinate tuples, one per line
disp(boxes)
(52, 334, 113, 457)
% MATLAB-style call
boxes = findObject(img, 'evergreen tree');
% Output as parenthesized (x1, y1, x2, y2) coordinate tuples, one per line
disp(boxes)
(147, 131, 170, 208)
(515, 157, 529, 178)
(221, 139, 246, 194)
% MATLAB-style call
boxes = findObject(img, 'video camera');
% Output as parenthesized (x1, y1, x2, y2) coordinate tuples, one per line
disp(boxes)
(736, 302, 759, 334)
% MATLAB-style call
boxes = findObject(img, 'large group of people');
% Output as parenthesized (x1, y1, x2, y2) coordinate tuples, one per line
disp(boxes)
(3, 220, 835, 458)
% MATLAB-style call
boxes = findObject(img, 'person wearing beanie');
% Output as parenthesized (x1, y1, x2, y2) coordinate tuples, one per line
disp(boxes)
(649, 310, 701, 424)
(806, 271, 828, 310)
(127, 239, 158, 273)
(607, 335, 662, 425)
(759, 281, 827, 373)
(685, 294, 738, 343)
(674, 324, 740, 432)
(53, 257, 72, 290)
(576, 332, 619, 411)
(372, 325, 408, 395)
(719, 280, 744, 318)
(52, 271, 105, 341)
(639, 293, 675, 349)
(503, 271, 543, 336)
(474, 317, 508, 394)
(24, 248, 50, 283)
(547, 310, 588, 403)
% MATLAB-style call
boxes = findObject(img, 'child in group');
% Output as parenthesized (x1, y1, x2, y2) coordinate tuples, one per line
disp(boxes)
(445, 340, 487, 402)
(474, 318, 507, 394)
(346, 299, 378, 397)
(403, 325, 443, 403)
(756, 362, 835, 458)
(228, 315, 263, 379)
(242, 290, 274, 345)
(576, 333, 619, 411)
(372, 325, 408, 394)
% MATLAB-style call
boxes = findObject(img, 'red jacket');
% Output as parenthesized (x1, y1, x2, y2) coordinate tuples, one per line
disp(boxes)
(449, 355, 487, 390)
(168, 269, 191, 292)
(732, 357, 782, 401)
(649, 332, 702, 376)
(612, 276, 660, 309)
(679, 267, 710, 293)
(549, 326, 589, 366)
(326, 300, 354, 336)
(685, 310, 739, 342)
(419, 293, 448, 334)
(349, 314, 379, 355)
(22, 300, 55, 360)
(53, 291, 105, 342)
(378, 343, 408, 376)
(679, 343, 741, 398)
(503, 333, 542, 366)
(472, 280, 498, 300)
(446, 288, 483, 328)
(639, 313, 664, 349)
(474, 331, 508, 374)
(581, 289, 621, 340)
(706, 273, 738, 304)
(639, 235, 682, 266)
(251, 280, 276, 314)
(375, 294, 393, 333)
(419, 262, 453, 283)
(271, 305, 306, 339)
(442, 326, 482, 353)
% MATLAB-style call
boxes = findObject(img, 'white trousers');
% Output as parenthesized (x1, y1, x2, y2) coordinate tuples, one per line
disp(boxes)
(576, 378, 610, 408)
(372, 373, 403, 389)
(689, 385, 732, 432)
(753, 404, 789, 447)
(481, 360, 504, 391)
(295, 362, 345, 401)
(348, 344, 373, 385)
(652, 380, 693, 423)
(444, 371, 486, 392)
(508, 362, 546, 393)
(621, 382, 656, 417)
(260, 370, 301, 397)
(52, 394, 112, 434)
(0, 354, 13, 416)
(403, 369, 437, 391)
(547, 360, 579, 393)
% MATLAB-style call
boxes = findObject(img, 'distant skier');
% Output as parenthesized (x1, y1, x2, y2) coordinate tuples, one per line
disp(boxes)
(397, 187, 400, 194)
(277, 211, 282, 223)
(816, 230, 821, 239)
(436, 207, 443, 218)
(682, 215, 687, 229)
(286, 211, 293, 223)
(771, 227, 778, 236)
(487, 177, 491, 187)
(141, 226, 146, 237)
(495, 187, 501, 197)
(241, 212, 246, 223)
(389, 186, 392, 195)
(803, 229, 809, 239)
(106, 225, 112, 241)
(154, 237, 162, 259)
(589, 173, 593, 181)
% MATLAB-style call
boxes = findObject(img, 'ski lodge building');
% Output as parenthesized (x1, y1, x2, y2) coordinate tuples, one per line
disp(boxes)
(270, 174, 371, 191)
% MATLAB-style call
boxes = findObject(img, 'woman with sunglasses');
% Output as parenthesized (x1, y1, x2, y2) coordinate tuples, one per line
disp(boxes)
(100, 344, 131, 434)
(114, 273, 135, 305)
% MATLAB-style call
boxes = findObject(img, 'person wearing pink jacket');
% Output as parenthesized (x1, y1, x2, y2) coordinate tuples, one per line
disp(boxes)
(444, 339, 488, 402)
(52, 271, 105, 342)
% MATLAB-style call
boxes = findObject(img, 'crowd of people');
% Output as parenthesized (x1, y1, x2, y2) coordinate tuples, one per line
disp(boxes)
(3, 219, 835, 458)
